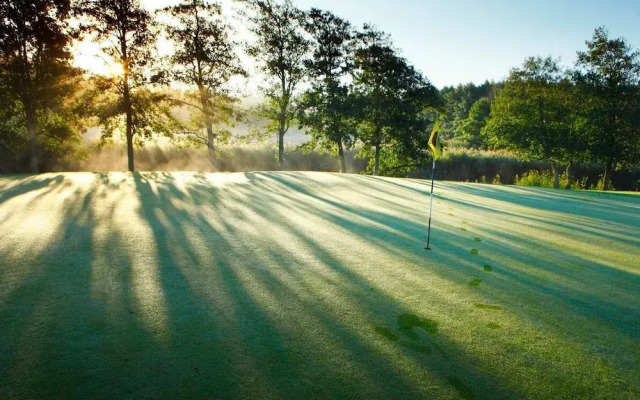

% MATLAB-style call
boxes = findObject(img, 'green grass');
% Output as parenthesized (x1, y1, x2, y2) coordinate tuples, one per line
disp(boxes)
(0, 172, 639, 399)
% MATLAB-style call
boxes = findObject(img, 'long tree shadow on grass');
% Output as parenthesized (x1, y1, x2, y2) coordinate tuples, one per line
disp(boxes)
(0, 174, 66, 206)
(0, 174, 155, 398)
(129, 172, 555, 399)
(1, 172, 638, 399)
(130, 172, 521, 399)
(242, 172, 639, 397)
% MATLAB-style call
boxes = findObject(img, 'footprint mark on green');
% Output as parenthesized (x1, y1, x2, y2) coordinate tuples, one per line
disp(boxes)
(397, 314, 438, 339)
(468, 279, 482, 287)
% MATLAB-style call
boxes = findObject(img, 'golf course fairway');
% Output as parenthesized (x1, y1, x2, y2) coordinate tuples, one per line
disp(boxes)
(0, 172, 638, 399)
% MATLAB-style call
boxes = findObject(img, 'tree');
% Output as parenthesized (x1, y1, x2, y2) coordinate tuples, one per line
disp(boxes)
(440, 81, 495, 142)
(298, 8, 355, 173)
(352, 26, 395, 175)
(0, 0, 78, 173)
(161, 0, 244, 170)
(77, 0, 156, 172)
(573, 27, 640, 190)
(352, 25, 441, 175)
(485, 56, 580, 188)
(457, 97, 492, 149)
(369, 71, 443, 177)
(244, 0, 309, 170)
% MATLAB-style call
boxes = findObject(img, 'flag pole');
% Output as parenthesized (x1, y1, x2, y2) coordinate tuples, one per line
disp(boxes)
(425, 159, 436, 250)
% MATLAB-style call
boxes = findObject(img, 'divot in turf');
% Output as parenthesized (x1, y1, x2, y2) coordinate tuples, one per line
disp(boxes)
(397, 313, 439, 338)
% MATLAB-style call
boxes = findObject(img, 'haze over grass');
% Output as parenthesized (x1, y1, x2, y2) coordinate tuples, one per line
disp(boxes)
(0, 172, 638, 399)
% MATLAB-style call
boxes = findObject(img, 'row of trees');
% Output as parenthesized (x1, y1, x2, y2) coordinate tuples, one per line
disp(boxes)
(442, 28, 640, 190)
(0, 0, 442, 176)
(1, 1, 638, 189)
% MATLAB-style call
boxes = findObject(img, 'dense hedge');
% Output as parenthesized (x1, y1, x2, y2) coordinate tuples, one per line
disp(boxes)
(409, 151, 639, 191)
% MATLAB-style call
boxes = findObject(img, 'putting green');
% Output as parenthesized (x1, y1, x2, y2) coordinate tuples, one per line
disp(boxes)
(0, 172, 638, 399)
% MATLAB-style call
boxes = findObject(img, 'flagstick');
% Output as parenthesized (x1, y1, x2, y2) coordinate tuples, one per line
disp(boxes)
(425, 159, 436, 250)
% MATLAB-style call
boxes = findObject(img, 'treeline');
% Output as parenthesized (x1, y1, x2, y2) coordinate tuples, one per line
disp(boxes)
(441, 27, 640, 190)
(1, 1, 639, 191)
(0, 0, 441, 177)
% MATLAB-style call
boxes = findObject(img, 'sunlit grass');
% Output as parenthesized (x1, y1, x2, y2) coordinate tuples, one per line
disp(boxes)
(0, 172, 638, 399)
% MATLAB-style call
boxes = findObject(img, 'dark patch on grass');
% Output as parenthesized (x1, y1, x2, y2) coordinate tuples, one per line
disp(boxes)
(399, 340, 431, 355)
(474, 237, 482, 242)
(471, 248, 479, 255)
(421, 318, 438, 333)
(468, 279, 482, 287)
(474, 303, 502, 310)
(432, 343, 449, 359)
(374, 326, 399, 341)
(487, 323, 502, 330)
(483, 265, 493, 272)
(463, 220, 468, 224)
(449, 213, 454, 217)
(397, 314, 439, 338)
(461, 227, 468, 232)
(447, 376, 476, 400)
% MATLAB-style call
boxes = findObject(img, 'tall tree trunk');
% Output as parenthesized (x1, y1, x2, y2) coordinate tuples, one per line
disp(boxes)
(552, 163, 559, 189)
(338, 139, 347, 173)
(206, 121, 217, 171)
(124, 83, 134, 172)
(373, 143, 381, 176)
(198, 87, 218, 171)
(602, 159, 614, 191)
(277, 101, 287, 170)
(565, 162, 572, 189)
(26, 106, 38, 173)
(278, 128, 285, 171)
(121, 39, 134, 172)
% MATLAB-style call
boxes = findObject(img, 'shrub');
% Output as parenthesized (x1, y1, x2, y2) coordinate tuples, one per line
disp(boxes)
(515, 170, 556, 188)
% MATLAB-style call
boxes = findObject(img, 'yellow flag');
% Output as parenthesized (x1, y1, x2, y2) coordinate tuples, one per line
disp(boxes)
(428, 120, 442, 161)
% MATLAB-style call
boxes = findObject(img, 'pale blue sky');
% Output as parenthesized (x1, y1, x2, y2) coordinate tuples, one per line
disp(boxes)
(143, 0, 640, 88)
(293, 0, 640, 88)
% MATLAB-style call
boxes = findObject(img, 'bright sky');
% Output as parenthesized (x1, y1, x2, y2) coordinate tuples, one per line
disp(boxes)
(291, 0, 640, 88)
(79, 0, 640, 89)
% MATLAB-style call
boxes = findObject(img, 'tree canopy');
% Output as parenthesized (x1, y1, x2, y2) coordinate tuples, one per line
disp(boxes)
(0, 4, 638, 189)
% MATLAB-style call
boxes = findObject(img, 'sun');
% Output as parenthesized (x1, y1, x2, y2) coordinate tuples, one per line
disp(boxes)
(71, 39, 123, 77)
